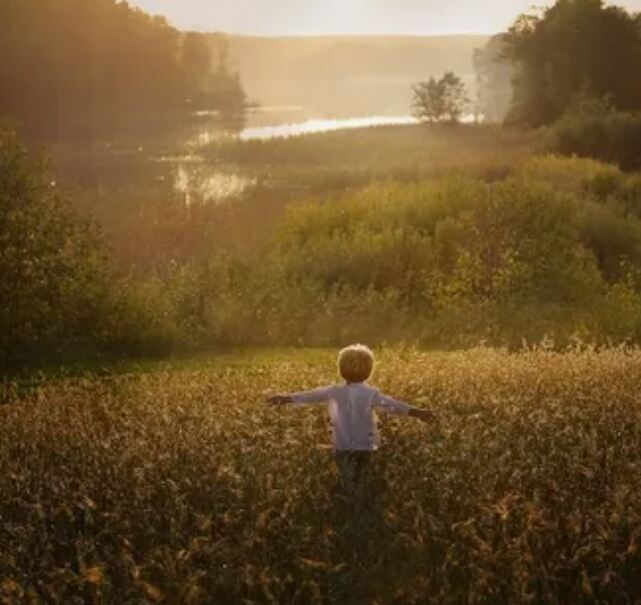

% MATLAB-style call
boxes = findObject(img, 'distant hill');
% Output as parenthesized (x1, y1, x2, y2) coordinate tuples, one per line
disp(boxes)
(214, 35, 490, 117)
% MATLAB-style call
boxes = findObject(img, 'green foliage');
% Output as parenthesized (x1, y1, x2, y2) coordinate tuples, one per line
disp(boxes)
(517, 153, 624, 195)
(4, 348, 641, 602)
(119, 155, 641, 351)
(546, 102, 641, 169)
(412, 72, 469, 123)
(0, 126, 108, 367)
(246, 171, 617, 347)
(9, 121, 641, 360)
(506, 0, 641, 126)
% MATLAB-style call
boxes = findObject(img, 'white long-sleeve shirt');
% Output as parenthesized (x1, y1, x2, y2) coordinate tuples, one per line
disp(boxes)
(290, 382, 412, 452)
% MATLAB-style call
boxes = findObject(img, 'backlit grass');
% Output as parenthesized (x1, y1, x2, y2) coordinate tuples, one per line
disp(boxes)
(2, 347, 641, 603)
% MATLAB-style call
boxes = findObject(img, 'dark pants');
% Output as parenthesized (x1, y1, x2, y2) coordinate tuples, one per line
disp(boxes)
(334, 450, 372, 489)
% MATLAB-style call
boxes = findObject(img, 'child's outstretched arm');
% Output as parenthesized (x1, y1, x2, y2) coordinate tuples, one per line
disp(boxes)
(408, 407, 439, 423)
(376, 392, 438, 423)
(266, 386, 334, 406)
(266, 394, 294, 405)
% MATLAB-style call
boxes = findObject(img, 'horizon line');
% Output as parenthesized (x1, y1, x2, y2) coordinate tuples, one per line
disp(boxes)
(182, 30, 499, 38)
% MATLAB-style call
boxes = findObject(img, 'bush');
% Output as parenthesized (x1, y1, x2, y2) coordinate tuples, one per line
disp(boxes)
(516, 154, 624, 197)
(184, 161, 641, 349)
(0, 126, 108, 367)
(9, 123, 641, 361)
(547, 104, 641, 170)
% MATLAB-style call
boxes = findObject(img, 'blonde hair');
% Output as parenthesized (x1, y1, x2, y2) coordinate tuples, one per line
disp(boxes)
(338, 344, 374, 383)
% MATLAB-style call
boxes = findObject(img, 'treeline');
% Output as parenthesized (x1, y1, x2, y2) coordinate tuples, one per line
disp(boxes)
(474, 0, 641, 167)
(0, 0, 246, 139)
(506, 0, 641, 126)
(475, 0, 641, 123)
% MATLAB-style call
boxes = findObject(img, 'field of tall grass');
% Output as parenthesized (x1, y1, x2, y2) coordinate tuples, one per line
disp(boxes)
(2, 347, 641, 604)
(208, 123, 536, 184)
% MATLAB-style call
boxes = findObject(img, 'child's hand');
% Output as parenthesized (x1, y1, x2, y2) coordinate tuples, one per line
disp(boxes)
(411, 407, 439, 423)
(266, 394, 292, 406)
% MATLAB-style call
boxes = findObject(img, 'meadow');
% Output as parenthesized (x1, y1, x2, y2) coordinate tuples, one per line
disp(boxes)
(8, 119, 641, 365)
(68, 123, 537, 269)
(2, 347, 641, 604)
(206, 123, 535, 186)
(4, 118, 641, 603)
(83, 152, 641, 355)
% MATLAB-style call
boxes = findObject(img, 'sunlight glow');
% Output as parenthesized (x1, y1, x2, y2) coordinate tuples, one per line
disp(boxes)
(128, 0, 641, 35)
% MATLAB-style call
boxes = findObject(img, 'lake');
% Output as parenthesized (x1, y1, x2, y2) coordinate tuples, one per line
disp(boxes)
(52, 108, 432, 205)
(177, 111, 427, 204)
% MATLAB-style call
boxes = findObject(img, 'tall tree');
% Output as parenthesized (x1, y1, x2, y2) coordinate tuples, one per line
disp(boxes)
(473, 35, 513, 123)
(0, 0, 246, 139)
(506, 0, 641, 126)
(181, 32, 214, 105)
(205, 37, 247, 119)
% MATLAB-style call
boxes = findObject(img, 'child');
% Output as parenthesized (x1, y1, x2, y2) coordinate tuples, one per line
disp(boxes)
(266, 344, 437, 487)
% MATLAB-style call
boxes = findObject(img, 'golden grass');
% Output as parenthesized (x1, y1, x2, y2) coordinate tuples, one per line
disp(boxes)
(210, 123, 537, 185)
(2, 347, 641, 603)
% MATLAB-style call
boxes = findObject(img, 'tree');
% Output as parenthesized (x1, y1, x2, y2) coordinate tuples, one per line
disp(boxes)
(473, 35, 514, 123)
(181, 31, 214, 105)
(505, 0, 641, 126)
(0, 126, 107, 366)
(205, 37, 248, 120)
(412, 72, 469, 123)
(0, 0, 247, 139)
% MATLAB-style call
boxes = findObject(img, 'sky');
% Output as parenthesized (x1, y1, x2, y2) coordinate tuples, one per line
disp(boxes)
(128, 0, 641, 36)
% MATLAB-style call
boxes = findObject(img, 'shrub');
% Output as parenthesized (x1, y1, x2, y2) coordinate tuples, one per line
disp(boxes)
(517, 154, 624, 196)
(86, 155, 641, 352)
(547, 105, 641, 170)
(192, 164, 641, 348)
(0, 126, 108, 367)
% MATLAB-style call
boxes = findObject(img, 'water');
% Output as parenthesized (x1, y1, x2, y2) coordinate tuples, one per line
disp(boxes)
(239, 115, 419, 141)
(174, 163, 256, 207)
(188, 113, 420, 146)
(55, 109, 430, 206)
(173, 111, 423, 205)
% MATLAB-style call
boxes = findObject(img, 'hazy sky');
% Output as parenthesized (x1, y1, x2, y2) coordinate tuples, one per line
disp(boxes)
(129, 0, 641, 35)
